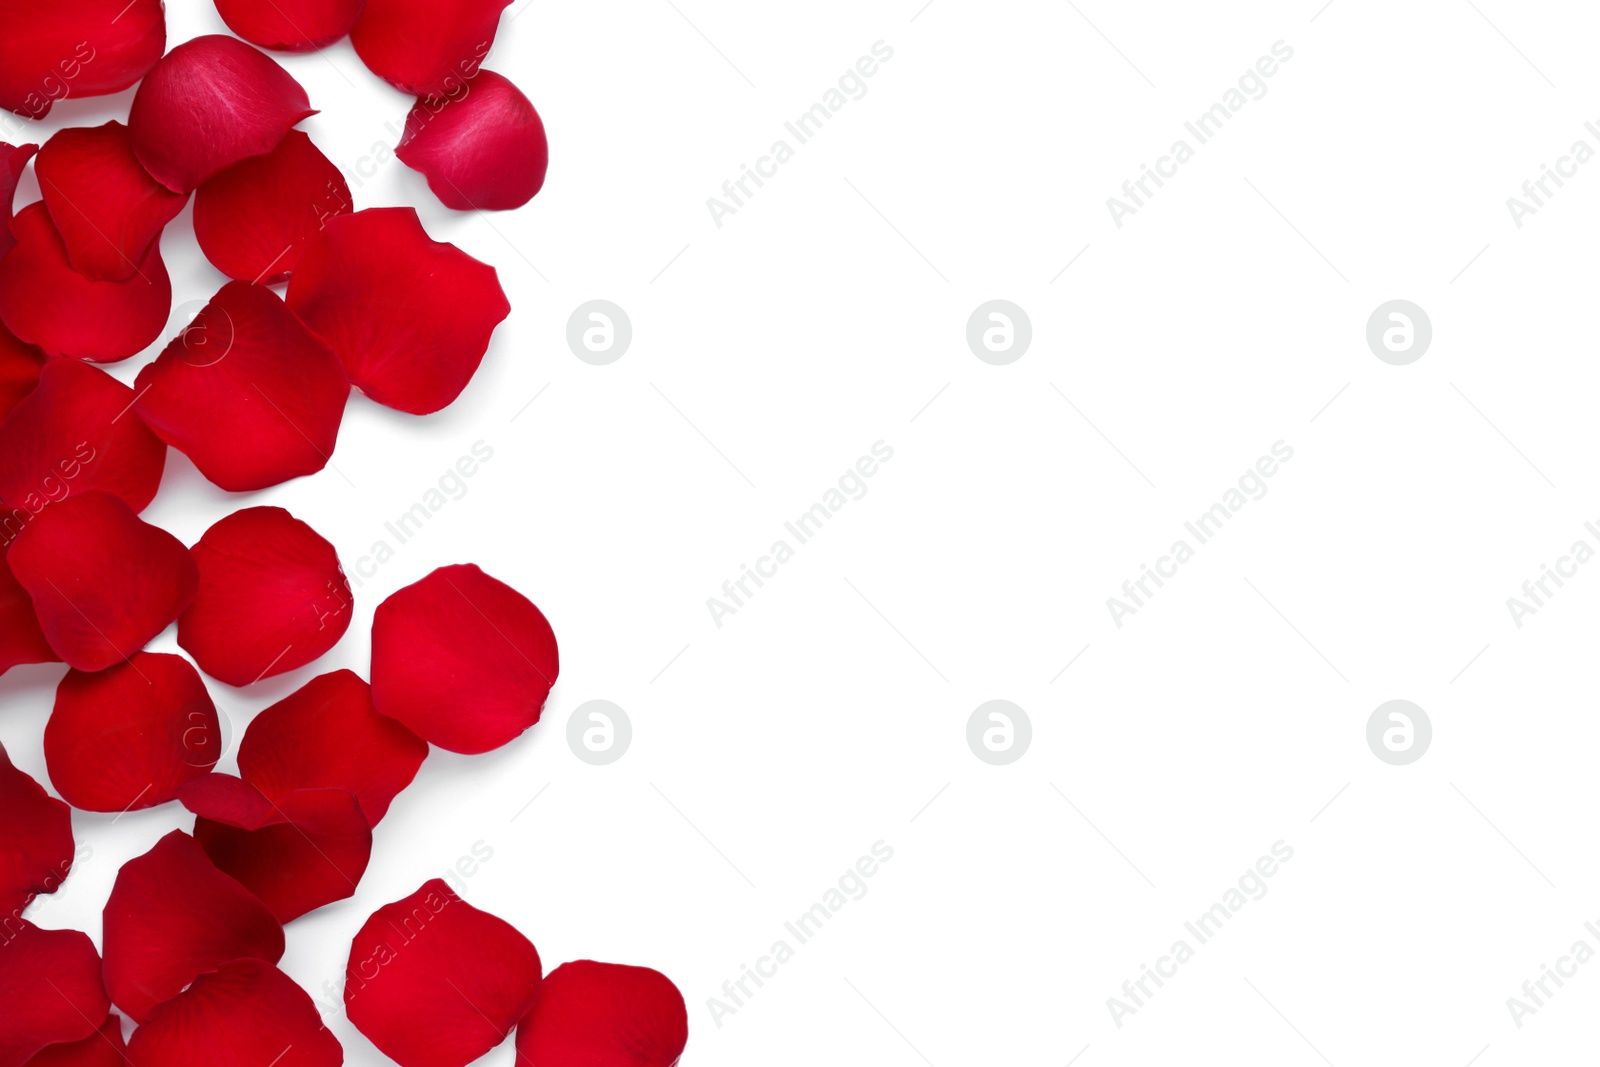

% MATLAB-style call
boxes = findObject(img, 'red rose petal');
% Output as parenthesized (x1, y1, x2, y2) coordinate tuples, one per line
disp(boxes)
(133, 283, 349, 492)
(238, 669, 428, 825)
(124, 959, 341, 1067)
(181, 775, 372, 923)
(0, 551, 56, 675)
(370, 563, 557, 754)
(102, 831, 283, 1022)
(0, 744, 74, 918)
(44, 653, 220, 813)
(514, 961, 688, 1067)
(398, 71, 546, 211)
(0, 358, 167, 517)
(0, 0, 164, 120)
(214, 0, 365, 52)
(193, 131, 352, 284)
(6, 492, 198, 673)
(0, 143, 38, 262)
(286, 207, 509, 414)
(0, 924, 109, 1067)
(351, 0, 510, 96)
(346, 879, 541, 1067)
(176, 506, 352, 686)
(34, 122, 188, 282)
(0, 203, 171, 362)
(0, 323, 46, 423)
(21, 1013, 124, 1067)
(128, 35, 316, 194)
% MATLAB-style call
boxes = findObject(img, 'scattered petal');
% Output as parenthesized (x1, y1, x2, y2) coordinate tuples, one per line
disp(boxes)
(0, 924, 109, 1067)
(214, 0, 365, 52)
(398, 70, 546, 211)
(0, 744, 74, 918)
(351, 0, 510, 96)
(0, 0, 164, 120)
(515, 961, 688, 1067)
(0, 552, 56, 675)
(21, 1013, 124, 1067)
(0, 323, 46, 423)
(0, 143, 38, 261)
(124, 959, 341, 1067)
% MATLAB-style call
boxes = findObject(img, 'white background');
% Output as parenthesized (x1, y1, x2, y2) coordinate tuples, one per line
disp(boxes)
(7, 0, 1600, 1064)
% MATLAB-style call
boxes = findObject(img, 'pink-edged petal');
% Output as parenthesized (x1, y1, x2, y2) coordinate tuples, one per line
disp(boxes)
(21, 1014, 124, 1067)
(124, 959, 341, 1067)
(514, 960, 688, 1067)
(0, 0, 163, 120)
(351, 0, 510, 96)
(398, 70, 546, 211)
(0, 744, 74, 918)
(214, 0, 365, 52)
(0, 924, 108, 1067)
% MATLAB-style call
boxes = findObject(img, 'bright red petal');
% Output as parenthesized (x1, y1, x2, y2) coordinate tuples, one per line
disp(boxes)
(398, 71, 546, 211)
(346, 879, 541, 1067)
(0, 551, 57, 675)
(0, 143, 38, 262)
(45, 653, 220, 812)
(0, 202, 171, 362)
(128, 35, 316, 194)
(124, 959, 341, 1067)
(193, 131, 352, 284)
(351, 0, 510, 96)
(286, 207, 509, 414)
(0, 744, 74, 918)
(22, 1014, 124, 1067)
(515, 961, 688, 1067)
(133, 283, 348, 492)
(370, 563, 557, 754)
(214, 0, 365, 52)
(6, 492, 198, 673)
(0, 0, 163, 119)
(176, 506, 352, 686)
(0, 924, 108, 1067)
(0, 358, 167, 517)
(238, 669, 427, 825)
(0, 322, 45, 422)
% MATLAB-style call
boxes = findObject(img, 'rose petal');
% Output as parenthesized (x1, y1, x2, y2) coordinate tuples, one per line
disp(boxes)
(0, 0, 164, 120)
(0, 924, 109, 1067)
(181, 775, 371, 923)
(6, 492, 198, 673)
(238, 669, 427, 825)
(129, 35, 316, 194)
(370, 563, 557, 754)
(0, 550, 56, 675)
(0, 143, 38, 262)
(21, 1014, 124, 1067)
(214, 0, 365, 52)
(351, 0, 510, 96)
(0, 323, 45, 423)
(514, 961, 688, 1067)
(346, 879, 541, 1067)
(133, 283, 349, 492)
(0, 358, 167, 517)
(286, 207, 509, 414)
(0, 202, 171, 362)
(398, 71, 546, 211)
(45, 653, 220, 812)
(0, 744, 74, 918)
(124, 959, 341, 1067)
(193, 131, 352, 284)
(176, 506, 352, 686)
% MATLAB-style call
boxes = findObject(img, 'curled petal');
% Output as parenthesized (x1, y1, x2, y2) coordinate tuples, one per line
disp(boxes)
(286, 207, 509, 414)
(398, 71, 546, 211)
(176, 506, 353, 686)
(238, 669, 427, 825)
(102, 831, 284, 1023)
(514, 961, 688, 1067)
(193, 131, 352, 284)
(0, 143, 38, 261)
(0, 0, 164, 119)
(22, 1013, 124, 1067)
(351, 0, 510, 96)
(124, 959, 341, 1067)
(133, 283, 348, 492)
(0, 203, 171, 362)
(214, 0, 365, 52)
(346, 879, 541, 1067)
(6, 492, 198, 673)
(45, 653, 220, 813)
(129, 35, 316, 193)
(0, 744, 74, 918)
(0, 924, 108, 1067)
(370, 564, 557, 754)
(0, 323, 45, 423)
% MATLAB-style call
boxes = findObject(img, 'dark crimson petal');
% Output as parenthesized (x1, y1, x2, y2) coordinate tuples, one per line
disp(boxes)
(176, 506, 352, 686)
(44, 653, 220, 812)
(102, 831, 284, 1023)
(286, 207, 509, 414)
(351, 0, 510, 96)
(0, 744, 74, 918)
(6, 492, 198, 673)
(398, 71, 546, 211)
(35, 122, 188, 282)
(515, 961, 688, 1067)
(0, 0, 163, 119)
(0, 551, 56, 675)
(133, 283, 348, 492)
(181, 775, 371, 923)
(0, 358, 166, 516)
(0, 203, 170, 362)
(128, 35, 316, 194)
(346, 879, 540, 1067)
(214, 0, 365, 52)
(0, 323, 45, 422)
(238, 669, 427, 825)
(0, 143, 38, 262)
(21, 1013, 124, 1067)
(0, 924, 108, 1067)
(124, 959, 341, 1067)
(193, 131, 352, 284)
